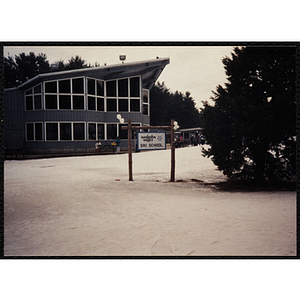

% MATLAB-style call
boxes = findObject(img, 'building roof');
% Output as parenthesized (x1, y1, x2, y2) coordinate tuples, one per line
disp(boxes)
(5, 57, 170, 91)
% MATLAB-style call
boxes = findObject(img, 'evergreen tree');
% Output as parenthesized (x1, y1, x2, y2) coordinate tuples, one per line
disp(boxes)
(4, 53, 91, 88)
(4, 55, 18, 88)
(4, 52, 51, 87)
(201, 46, 296, 184)
(150, 82, 201, 128)
(150, 82, 170, 125)
(15, 52, 50, 84)
(65, 55, 87, 70)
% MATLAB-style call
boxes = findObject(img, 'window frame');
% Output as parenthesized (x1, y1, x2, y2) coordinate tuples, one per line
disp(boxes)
(42, 75, 141, 112)
(87, 77, 106, 111)
(26, 122, 43, 141)
(45, 122, 86, 141)
(88, 122, 105, 140)
(129, 76, 141, 112)
(24, 83, 42, 111)
(59, 122, 72, 141)
(45, 122, 59, 141)
(44, 77, 85, 111)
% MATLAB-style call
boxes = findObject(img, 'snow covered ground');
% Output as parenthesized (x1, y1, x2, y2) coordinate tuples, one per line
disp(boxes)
(4, 146, 296, 256)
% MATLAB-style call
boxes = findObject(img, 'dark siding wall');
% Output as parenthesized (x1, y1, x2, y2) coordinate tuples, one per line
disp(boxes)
(4, 89, 25, 148)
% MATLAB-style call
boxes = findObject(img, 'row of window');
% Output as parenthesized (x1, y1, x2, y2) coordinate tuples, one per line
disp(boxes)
(26, 94, 148, 113)
(43, 95, 142, 112)
(44, 77, 85, 94)
(87, 77, 140, 98)
(25, 76, 149, 114)
(26, 122, 141, 142)
(42, 77, 141, 98)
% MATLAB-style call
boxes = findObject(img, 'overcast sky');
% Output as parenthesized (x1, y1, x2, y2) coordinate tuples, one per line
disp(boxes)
(4, 45, 235, 109)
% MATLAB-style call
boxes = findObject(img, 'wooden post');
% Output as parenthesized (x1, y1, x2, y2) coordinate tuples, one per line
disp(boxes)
(128, 119, 133, 181)
(121, 122, 175, 182)
(170, 119, 175, 182)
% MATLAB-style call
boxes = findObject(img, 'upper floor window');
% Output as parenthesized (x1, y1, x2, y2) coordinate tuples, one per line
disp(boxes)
(38, 76, 141, 112)
(25, 84, 42, 111)
(44, 77, 84, 110)
(130, 77, 140, 97)
(87, 78, 105, 111)
(106, 80, 117, 97)
(118, 78, 128, 97)
(107, 76, 141, 112)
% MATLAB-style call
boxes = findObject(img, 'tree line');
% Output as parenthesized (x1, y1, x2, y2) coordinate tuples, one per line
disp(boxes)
(4, 52, 93, 88)
(4, 52, 202, 130)
(150, 82, 201, 128)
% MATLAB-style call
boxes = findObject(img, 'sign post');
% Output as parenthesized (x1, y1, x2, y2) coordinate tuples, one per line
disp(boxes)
(122, 119, 177, 182)
(128, 119, 133, 181)
(170, 119, 175, 182)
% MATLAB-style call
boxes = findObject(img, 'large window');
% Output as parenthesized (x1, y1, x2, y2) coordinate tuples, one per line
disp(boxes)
(26, 122, 43, 141)
(25, 84, 42, 110)
(87, 78, 105, 111)
(45, 122, 85, 141)
(105, 76, 141, 112)
(45, 77, 84, 110)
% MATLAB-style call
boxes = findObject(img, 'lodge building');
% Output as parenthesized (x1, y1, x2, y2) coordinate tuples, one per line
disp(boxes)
(4, 57, 169, 154)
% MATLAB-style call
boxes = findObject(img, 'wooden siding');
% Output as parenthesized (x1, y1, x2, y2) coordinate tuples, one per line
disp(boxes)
(4, 89, 25, 148)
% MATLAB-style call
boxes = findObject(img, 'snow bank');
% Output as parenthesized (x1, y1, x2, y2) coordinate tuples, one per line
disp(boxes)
(4, 146, 296, 256)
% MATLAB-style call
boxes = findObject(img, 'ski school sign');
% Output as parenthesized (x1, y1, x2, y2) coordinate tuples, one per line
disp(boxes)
(137, 132, 166, 151)
(121, 119, 178, 181)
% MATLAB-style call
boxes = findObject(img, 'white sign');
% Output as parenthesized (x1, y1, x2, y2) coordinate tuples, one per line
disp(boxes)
(137, 132, 166, 151)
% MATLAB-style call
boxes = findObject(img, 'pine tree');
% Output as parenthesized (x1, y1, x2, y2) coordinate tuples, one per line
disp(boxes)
(150, 82, 201, 128)
(201, 46, 296, 184)
(4, 52, 51, 87)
